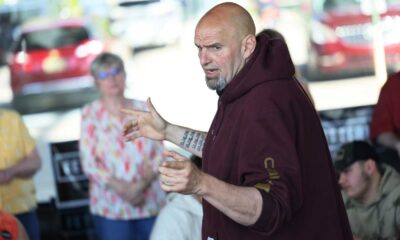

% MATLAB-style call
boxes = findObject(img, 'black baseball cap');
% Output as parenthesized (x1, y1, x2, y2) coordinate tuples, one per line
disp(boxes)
(334, 141, 379, 171)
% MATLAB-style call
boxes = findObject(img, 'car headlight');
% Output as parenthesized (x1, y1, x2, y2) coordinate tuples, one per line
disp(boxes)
(15, 51, 29, 65)
(75, 40, 103, 58)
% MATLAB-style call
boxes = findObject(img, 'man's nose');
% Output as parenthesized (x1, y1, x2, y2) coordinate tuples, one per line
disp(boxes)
(111, 74, 118, 81)
(199, 50, 210, 65)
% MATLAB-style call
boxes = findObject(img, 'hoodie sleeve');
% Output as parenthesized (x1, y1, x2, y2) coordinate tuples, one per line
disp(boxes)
(238, 89, 303, 235)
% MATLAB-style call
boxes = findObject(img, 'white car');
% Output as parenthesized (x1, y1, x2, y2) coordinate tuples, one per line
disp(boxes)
(110, 0, 185, 50)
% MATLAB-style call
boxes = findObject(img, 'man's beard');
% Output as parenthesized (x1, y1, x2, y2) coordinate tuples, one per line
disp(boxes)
(206, 75, 227, 92)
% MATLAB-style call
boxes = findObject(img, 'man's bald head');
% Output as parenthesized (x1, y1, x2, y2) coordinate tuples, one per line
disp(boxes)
(196, 2, 256, 40)
(194, 2, 257, 91)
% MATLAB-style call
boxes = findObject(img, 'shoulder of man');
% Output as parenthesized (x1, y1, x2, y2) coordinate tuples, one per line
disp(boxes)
(379, 169, 400, 208)
(382, 71, 400, 90)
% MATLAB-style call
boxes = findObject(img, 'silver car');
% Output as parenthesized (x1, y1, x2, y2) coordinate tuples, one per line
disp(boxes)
(110, 0, 185, 50)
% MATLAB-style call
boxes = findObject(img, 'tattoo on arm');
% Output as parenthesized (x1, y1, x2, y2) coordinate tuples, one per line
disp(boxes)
(180, 131, 189, 146)
(180, 131, 205, 152)
(196, 135, 204, 152)
(185, 131, 195, 148)
(191, 132, 200, 149)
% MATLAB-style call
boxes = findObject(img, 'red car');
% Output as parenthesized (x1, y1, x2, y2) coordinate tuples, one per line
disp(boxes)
(307, 0, 400, 80)
(8, 18, 105, 113)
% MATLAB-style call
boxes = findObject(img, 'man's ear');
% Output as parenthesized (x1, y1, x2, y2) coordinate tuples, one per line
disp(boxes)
(242, 34, 256, 59)
(364, 159, 377, 175)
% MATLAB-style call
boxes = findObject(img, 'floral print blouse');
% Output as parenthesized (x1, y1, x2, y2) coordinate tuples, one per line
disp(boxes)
(79, 99, 166, 220)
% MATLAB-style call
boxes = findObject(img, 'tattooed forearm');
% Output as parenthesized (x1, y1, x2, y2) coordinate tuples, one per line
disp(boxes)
(180, 130, 205, 152)
(185, 131, 195, 148)
(180, 130, 194, 147)
(196, 135, 205, 152)
(191, 132, 200, 149)
(180, 131, 189, 146)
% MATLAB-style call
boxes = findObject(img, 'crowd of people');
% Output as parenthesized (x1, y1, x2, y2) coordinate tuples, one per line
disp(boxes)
(1, 1, 400, 240)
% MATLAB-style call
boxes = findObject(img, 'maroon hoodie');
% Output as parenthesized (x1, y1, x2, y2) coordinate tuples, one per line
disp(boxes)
(201, 33, 353, 239)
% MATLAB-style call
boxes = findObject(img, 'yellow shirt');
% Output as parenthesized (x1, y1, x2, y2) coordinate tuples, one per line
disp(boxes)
(0, 109, 36, 214)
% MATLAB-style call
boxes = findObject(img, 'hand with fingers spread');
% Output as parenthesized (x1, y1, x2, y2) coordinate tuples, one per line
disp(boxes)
(158, 151, 204, 195)
(121, 98, 168, 142)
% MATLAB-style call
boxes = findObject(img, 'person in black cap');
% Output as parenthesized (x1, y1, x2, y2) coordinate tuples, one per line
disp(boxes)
(334, 140, 400, 240)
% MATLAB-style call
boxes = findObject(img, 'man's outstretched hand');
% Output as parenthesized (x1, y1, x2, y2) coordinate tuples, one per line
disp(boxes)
(121, 98, 168, 142)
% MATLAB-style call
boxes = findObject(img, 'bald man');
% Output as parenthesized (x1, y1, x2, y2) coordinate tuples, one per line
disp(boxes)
(122, 2, 352, 239)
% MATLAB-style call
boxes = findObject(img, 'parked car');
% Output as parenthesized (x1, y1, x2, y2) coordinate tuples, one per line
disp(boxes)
(109, 0, 184, 50)
(307, 0, 400, 80)
(8, 18, 105, 113)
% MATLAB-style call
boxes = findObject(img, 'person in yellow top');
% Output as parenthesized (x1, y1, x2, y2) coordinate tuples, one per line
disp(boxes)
(0, 108, 42, 240)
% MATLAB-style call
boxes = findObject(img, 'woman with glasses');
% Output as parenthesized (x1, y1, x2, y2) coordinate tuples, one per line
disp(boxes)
(79, 52, 166, 240)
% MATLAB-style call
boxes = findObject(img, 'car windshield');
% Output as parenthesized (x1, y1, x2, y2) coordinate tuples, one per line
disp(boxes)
(14, 26, 89, 52)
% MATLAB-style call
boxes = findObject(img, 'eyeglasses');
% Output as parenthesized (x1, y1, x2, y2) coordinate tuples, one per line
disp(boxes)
(97, 68, 122, 80)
